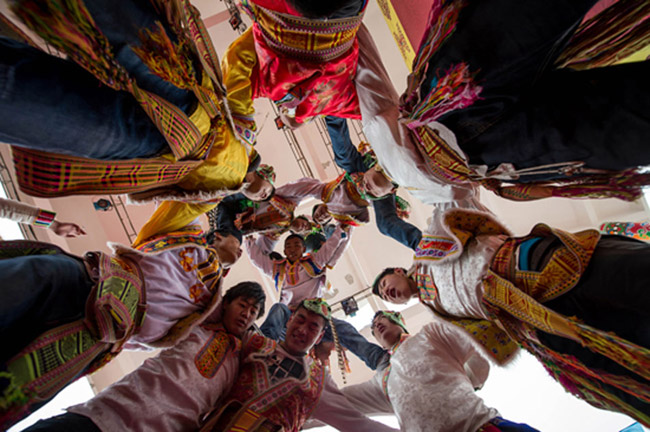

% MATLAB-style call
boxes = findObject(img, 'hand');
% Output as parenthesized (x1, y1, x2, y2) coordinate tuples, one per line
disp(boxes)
(277, 110, 302, 130)
(49, 220, 87, 237)
(313, 341, 335, 366)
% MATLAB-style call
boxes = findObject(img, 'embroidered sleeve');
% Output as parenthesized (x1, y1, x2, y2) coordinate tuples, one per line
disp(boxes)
(133, 201, 215, 248)
(222, 29, 258, 146)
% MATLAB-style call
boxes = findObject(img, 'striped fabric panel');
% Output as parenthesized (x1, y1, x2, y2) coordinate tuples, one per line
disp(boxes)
(243, 0, 364, 62)
(33, 209, 56, 227)
(131, 84, 202, 160)
(12, 147, 200, 197)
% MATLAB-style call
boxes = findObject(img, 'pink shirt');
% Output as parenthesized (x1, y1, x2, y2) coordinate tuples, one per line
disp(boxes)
(70, 325, 243, 432)
(246, 226, 350, 306)
(123, 246, 215, 347)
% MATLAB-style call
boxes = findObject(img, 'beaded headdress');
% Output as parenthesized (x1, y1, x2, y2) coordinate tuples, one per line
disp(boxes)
(256, 164, 276, 185)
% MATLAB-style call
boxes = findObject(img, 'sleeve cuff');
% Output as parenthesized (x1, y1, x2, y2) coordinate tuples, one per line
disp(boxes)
(33, 209, 56, 227)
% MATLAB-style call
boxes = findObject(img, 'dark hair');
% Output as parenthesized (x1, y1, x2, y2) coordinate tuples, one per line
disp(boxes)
(304, 232, 326, 253)
(246, 152, 261, 173)
(269, 251, 284, 261)
(204, 228, 242, 246)
(287, 0, 360, 18)
(371, 267, 405, 297)
(285, 233, 306, 248)
(311, 203, 326, 217)
(223, 281, 266, 318)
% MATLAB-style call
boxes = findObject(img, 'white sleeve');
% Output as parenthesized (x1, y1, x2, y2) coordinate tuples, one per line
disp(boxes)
(354, 24, 476, 205)
(244, 235, 276, 277)
(310, 374, 399, 432)
(427, 322, 491, 389)
(0, 198, 44, 225)
(342, 374, 394, 416)
(274, 177, 325, 205)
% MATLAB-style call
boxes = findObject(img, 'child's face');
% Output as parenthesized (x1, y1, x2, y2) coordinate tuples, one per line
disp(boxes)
(284, 237, 306, 262)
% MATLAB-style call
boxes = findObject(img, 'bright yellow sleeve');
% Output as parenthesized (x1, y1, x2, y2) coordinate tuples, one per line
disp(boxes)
(222, 28, 258, 146)
(133, 201, 216, 247)
(176, 120, 249, 191)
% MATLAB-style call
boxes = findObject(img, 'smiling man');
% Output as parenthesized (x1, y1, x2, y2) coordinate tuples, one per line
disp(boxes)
(372, 207, 650, 425)
(343, 311, 539, 432)
(200, 298, 397, 432)
(19, 282, 266, 432)
(247, 229, 388, 371)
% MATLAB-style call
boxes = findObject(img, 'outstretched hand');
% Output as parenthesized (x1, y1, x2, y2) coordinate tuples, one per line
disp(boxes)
(49, 220, 87, 237)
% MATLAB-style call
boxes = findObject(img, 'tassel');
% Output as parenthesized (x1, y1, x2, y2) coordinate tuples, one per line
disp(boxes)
(11, 0, 129, 90)
(394, 194, 411, 220)
(132, 21, 197, 90)
(407, 62, 482, 127)
(557, 0, 650, 70)
(329, 318, 349, 384)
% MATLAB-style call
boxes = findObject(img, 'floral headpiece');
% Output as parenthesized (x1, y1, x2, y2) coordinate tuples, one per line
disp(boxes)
(373, 310, 409, 333)
(256, 164, 276, 185)
(300, 298, 332, 321)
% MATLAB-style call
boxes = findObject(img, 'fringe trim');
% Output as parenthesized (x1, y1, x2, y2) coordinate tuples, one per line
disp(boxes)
(132, 21, 197, 90)
(557, 0, 650, 70)
(12, 0, 130, 91)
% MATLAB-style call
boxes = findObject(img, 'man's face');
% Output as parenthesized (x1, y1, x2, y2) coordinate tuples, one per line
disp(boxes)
(284, 237, 306, 262)
(243, 175, 274, 201)
(222, 296, 261, 337)
(284, 308, 326, 355)
(362, 168, 394, 199)
(313, 204, 331, 226)
(377, 269, 412, 304)
(213, 234, 242, 268)
(290, 217, 312, 235)
(371, 315, 403, 349)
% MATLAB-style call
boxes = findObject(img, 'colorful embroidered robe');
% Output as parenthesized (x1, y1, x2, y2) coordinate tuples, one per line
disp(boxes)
(222, 0, 366, 146)
(219, 335, 325, 432)
(8, 0, 252, 200)
(413, 207, 650, 425)
(0, 240, 145, 429)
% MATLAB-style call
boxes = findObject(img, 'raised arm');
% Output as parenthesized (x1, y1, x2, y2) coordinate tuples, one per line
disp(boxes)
(244, 234, 278, 278)
(274, 177, 326, 205)
(222, 28, 258, 146)
(324, 116, 367, 174)
(373, 195, 422, 251)
(310, 225, 351, 269)
(354, 24, 476, 205)
(311, 374, 398, 432)
(0, 198, 85, 237)
(133, 201, 215, 247)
